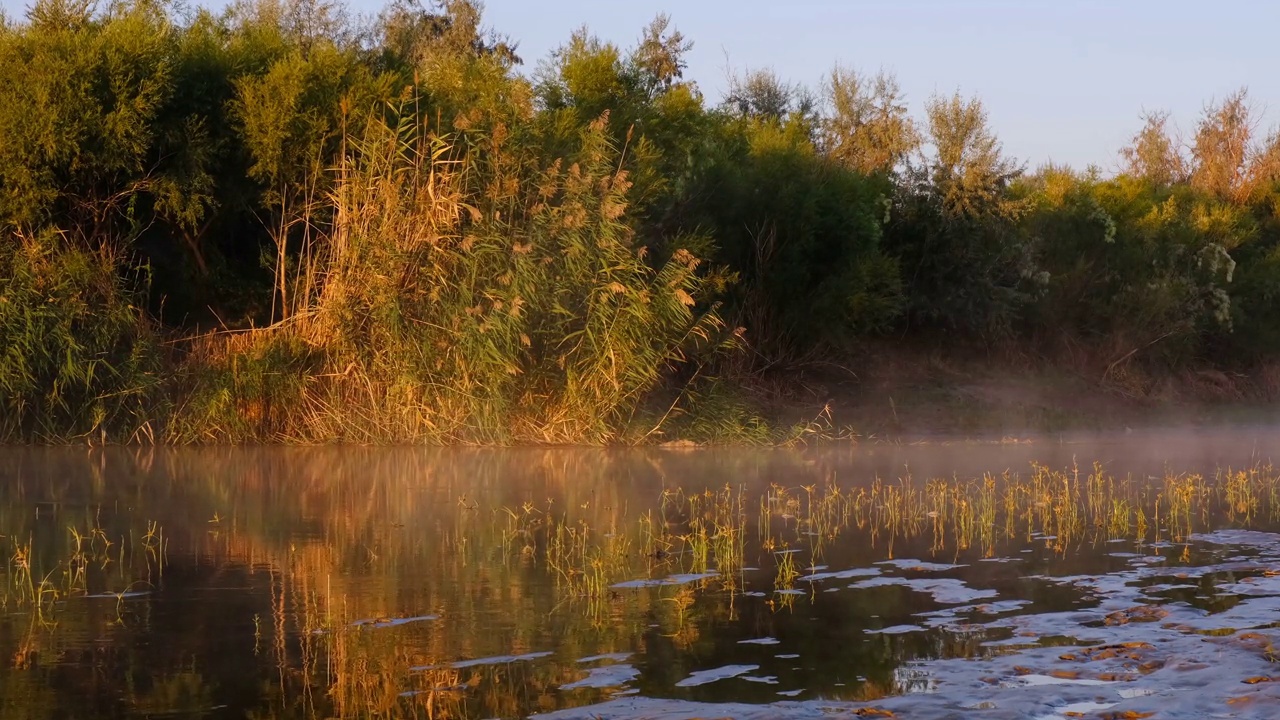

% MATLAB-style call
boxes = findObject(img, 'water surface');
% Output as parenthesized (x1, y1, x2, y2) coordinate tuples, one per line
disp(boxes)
(3, 429, 1280, 718)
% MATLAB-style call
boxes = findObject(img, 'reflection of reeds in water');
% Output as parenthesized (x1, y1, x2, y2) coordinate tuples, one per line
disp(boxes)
(12, 449, 1280, 718)
(0, 516, 172, 714)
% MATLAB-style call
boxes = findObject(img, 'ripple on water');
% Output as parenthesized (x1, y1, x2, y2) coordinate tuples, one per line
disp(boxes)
(561, 664, 641, 690)
(410, 651, 553, 672)
(848, 576, 999, 604)
(798, 567, 881, 582)
(865, 624, 924, 635)
(349, 614, 438, 629)
(674, 664, 759, 687)
(577, 652, 632, 664)
(1033, 701, 1117, 720)
(611, 572, 719, 589)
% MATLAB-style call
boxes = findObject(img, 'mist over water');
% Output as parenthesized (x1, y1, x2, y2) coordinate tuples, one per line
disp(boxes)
(3, 428, 1280, 718)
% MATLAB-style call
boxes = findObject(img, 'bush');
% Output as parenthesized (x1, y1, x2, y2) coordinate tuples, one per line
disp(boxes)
(1020, 170, 1245, 366)
(685, 116, 902, 357)
(0, 232, 162, 441)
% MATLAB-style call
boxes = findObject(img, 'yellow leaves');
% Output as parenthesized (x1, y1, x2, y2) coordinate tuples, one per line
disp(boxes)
(671, 248, 699, 269)
(587, 110, 611, 134)
(600, 198, 626, 221)
(451, 109, 473, 132)
(596, 169, 632, 204)
(491, 121, 510, 147)
(559, 206, 588, 231)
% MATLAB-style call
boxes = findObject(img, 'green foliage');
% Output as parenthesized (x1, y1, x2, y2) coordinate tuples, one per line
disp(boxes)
(168, 331, 316, 443)
(533, 16, 708, 224)
(0, 0, 179, 238)
(231, 15, 393, 321)
(10, 0, 1280, 445)
(683, 115, 902, 355)
(1020, 169, 1247, 364)
(1227, 231, 1280, 359)
(884, 92, 1031, 338)
(655, 379, 773, 445)
(0, 233, 162, 441)
(723, 68, 816, 127)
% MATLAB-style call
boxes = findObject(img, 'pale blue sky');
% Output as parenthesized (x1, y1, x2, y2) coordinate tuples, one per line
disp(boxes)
(473, 0, 1279, 172)
(5, 0, 1275, 170)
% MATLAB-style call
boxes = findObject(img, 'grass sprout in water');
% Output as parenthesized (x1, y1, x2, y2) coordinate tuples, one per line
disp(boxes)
(2, 517, 165, 619)
(8, 450, 1280, 719)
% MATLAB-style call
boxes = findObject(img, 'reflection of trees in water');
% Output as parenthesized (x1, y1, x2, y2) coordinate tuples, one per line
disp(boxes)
(3, 447, 1280, 717)
(0, 448, 789, 718)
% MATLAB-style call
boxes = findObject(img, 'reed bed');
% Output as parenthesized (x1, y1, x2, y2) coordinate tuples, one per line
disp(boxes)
(487, 463, 1280, 603)
(169, 110, 729, 446)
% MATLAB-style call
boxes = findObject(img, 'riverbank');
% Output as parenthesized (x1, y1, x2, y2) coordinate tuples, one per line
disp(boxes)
(746, 344, 1280, 442)
(17, 336, 1279, 446)
(6, 1, 1280, 446)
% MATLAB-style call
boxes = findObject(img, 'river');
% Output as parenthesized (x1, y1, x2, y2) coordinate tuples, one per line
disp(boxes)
(3, 427, 1280, 718)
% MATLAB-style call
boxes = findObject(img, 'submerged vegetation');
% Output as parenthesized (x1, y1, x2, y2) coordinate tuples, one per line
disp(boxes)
(6, 0, 1280, 442)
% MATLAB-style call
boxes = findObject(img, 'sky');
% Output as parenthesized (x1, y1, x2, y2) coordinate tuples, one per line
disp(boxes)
(5, 0, 1277, 171)
(471, 0, 1280, 172)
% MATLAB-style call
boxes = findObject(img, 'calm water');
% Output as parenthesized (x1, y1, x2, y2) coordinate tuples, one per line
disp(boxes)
(3, 429, 1280, 719)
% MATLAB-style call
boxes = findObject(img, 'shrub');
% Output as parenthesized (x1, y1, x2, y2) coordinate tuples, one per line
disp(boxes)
(0, 232, 162, 441)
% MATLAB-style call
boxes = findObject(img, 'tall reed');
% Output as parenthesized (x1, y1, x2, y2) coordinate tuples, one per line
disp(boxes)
(0, 232, 162, 443)
(172, 106, 726, 444)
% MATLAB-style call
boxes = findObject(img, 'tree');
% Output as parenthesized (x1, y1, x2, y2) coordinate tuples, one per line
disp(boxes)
(229, 0, 388, 321)
(884, 92, 1029, 337)
(821, 66, 919, 176)
(1190, 88, 1255, 203)
(534, 17, 710, 233)
(377, 0, 521, 75)
(1120, 110, 1186, 187)
(0, 0, 179, 243)
(923, 91, 1021, 218)
(724, 68, 815, 127)
(1248, 129, 1280, 195)
(631, 13, 691, 99)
